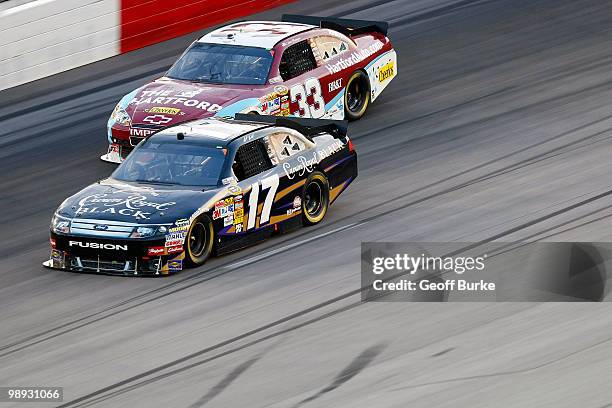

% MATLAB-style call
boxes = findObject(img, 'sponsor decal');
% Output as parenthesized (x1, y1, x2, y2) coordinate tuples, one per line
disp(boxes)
(273, 85, 289, 95)
(267, 98, 281, 113)
(166, 224, 187, 247)
(51, 249, 65, 268)
(328, 78, 342, 92)
(147, 246, 166, 256)
(166, 245, 183, 254)
(213, 198, 235, 220)
(168, 226, 188, 233)
(76, 192, 176, 221)
(146, 107, 181, 115)
(143, 115, 173, 125)
(169, 219, 190, 233)
(228, 185, 242, 195)
(51, 249, 63, 260)
(168, 259, 183, 272)
(131, 89, 222, 112)
(69, 241, 128, 250)
(259, 87, 288, 114)
(222, 176, 236, 185)
(130, 127, 156, 137)
(175, 218, 190, 227)
(325, 42, 384, 74)
(224, 215, 234, 227)
(269, 76, 282, 84)
(287, 197, 301, 215)
(233, 194, 244, 228)
(50, 238, 56, 248)
(165, 233, 185, 241)
(223, 177, 242, 195)
(378, 61, 395, 83)
(165, 239, 183, 247)
(282, 140, 343, 179)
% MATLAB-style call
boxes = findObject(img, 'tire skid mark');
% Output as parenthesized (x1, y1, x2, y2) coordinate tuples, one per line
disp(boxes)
(2, 113, 611, 359)
(57, 185, 612, 406)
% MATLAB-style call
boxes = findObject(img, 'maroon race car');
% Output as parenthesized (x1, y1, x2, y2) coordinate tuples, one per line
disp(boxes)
(103, 14, 397, 163)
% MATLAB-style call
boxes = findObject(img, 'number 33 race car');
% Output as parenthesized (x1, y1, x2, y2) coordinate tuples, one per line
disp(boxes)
(46, 116, 357, 275)
(103, 14, 396, 163)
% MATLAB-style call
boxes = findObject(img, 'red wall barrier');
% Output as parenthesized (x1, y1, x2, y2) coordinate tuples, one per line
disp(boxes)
(120, 0, 294, 53)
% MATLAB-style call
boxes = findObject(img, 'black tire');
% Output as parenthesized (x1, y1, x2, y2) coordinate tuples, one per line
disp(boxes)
(185, 215, 214, 266)
(302, 172, 330, 225)
(344, 70, 371, 121)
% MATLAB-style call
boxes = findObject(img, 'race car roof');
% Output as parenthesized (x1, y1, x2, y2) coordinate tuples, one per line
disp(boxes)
(198, 21, 315, 49)
(158, 118, 267, 143)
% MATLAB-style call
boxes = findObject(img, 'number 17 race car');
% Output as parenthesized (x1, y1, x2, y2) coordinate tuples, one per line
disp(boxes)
(46, 115, 357, 275)
(102, 14, 396, 163)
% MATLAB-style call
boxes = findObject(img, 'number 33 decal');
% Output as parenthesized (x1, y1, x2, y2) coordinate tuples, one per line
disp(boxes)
(290, 78, 325, 118)
(247, 174, 279, 230)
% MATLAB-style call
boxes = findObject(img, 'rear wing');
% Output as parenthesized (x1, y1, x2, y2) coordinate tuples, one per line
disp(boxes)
(233, 114, 348, 142)
(282, 14, 388, 37)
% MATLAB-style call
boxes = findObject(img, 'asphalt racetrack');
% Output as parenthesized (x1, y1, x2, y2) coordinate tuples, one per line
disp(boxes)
(2, 0, 612, 406)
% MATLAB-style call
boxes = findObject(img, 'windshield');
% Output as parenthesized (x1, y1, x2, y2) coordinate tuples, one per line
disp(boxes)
(112, 140, 227, 187)
(166, 43, 273, 85)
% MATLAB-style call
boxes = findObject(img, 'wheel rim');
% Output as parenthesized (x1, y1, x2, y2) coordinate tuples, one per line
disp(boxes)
(189, 222, 208, 258)
(347, 76, 366, 112)
(304, 182, 323, 217)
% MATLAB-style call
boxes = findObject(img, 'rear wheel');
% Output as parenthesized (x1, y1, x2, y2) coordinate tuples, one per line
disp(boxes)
(302, 172, 330, 225)
(344, 70, 371, 120)
(185, 215, 214, 266)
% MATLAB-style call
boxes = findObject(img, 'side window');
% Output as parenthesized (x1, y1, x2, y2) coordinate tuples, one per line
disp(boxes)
(232, 139, 274, 181)
(265, 131, 309, 163)
(310, 35, 349, 62)
(279, 40, 317, 81)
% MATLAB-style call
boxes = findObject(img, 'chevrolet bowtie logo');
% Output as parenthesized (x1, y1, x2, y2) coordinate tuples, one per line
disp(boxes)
(142, 114, 173, 125)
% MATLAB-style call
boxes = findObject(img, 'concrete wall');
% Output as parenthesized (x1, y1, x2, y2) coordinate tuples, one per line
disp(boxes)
(0, 0, 292, 91)
(0, 0, 121, 90)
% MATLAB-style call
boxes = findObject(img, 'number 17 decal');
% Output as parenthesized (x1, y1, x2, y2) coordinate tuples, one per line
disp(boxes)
(247, 174, 280, 230)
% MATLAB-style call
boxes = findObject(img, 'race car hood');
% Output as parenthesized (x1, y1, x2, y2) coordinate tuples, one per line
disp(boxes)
(56, 179, 221, 225)
(126, 77, 257, 126)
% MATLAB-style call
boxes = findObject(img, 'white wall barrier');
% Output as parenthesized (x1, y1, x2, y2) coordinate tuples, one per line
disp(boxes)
(0, 0, 120, 90)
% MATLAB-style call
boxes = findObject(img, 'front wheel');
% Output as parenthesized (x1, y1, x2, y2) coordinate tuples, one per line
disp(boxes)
(185, 215, 215, 266)
(302, 172, 330, 225)
(344, 70, 371, 121)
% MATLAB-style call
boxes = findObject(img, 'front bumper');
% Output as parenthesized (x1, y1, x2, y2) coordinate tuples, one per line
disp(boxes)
(102, 123, 161, 163)
(100, 142, 131, 164)
(45, 233, 185, 276)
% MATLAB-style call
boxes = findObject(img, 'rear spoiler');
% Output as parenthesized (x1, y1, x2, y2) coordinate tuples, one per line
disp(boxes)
(282, 14, 388, 37)
(233, 114, 348, 141)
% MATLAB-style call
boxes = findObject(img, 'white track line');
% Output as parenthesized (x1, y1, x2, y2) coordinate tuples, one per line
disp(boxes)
(224, 222, 364, 269)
